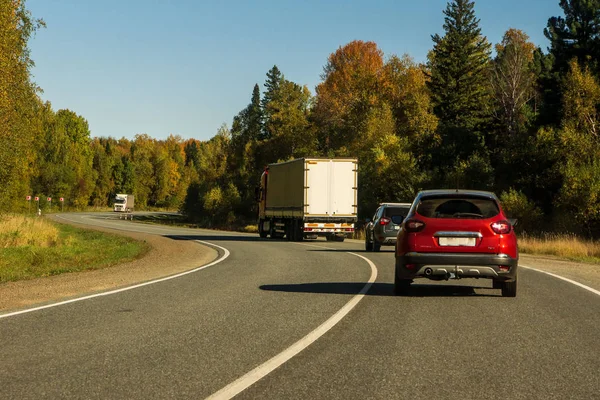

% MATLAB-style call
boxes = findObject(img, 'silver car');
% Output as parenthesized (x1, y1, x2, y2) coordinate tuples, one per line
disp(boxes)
(365, 203, 412, 252)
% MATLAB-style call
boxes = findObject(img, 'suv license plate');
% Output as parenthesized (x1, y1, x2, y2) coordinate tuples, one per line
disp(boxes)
(439, 237, 476, 246)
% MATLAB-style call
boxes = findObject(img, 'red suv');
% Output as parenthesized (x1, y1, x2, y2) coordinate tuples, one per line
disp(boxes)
(394, 190, 518, 297)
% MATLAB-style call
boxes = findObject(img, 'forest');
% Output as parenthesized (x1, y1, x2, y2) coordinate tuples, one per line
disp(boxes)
(1, 0, 600, 237)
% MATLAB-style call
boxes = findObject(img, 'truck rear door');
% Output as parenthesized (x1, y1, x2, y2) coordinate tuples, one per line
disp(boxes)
(306, 160, 356, 217)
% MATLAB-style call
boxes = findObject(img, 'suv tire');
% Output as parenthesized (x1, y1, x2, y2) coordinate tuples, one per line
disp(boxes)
(373, 234, 381, 252)
(365, 234, 373, 251)
(394, 277, 411, 296)
(501, 278, 517, 297)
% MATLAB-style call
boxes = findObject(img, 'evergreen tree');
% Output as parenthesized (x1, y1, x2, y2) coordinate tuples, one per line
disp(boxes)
(261, 65, 283, 140)
(545, 0, 600, 74)
(542, 0, 600, 125)
(247, 84, 262, 142)
(427, 0, 492, 176)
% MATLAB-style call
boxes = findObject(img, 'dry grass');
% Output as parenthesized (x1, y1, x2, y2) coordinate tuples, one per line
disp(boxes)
(0, 214, 59, 248)
(243, 224, 258, 233)
(0, 215, 149, 282)
(519, 233, 600, 262)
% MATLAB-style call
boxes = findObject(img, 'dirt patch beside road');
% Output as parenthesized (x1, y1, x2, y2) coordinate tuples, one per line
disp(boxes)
(0, 228, 217, 312)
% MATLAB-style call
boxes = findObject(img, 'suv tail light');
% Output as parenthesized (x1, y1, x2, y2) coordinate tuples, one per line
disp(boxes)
(491, 220, 512, 234)
(380, 217, 391, 225)
(404, 219, 425, 233)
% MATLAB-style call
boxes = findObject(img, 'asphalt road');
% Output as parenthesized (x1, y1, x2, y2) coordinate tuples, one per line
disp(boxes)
(1, 213, 599, 399)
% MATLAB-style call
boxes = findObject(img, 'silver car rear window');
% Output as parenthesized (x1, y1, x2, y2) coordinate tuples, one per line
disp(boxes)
(416, 197, 499, 219)
(384, 207, 410, 224)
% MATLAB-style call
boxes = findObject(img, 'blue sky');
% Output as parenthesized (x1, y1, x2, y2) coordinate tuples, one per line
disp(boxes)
(27, 0, 563, 141)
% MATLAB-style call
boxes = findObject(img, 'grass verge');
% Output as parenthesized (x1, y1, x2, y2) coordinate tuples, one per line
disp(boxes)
(518, 233, 600, 263)
(0, 215, 150, 283)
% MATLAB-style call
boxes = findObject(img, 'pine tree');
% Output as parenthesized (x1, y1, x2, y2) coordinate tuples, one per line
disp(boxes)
(247, 84, 262, 142)
(545, 0, 600, 74)
(541, 0, 600, 125)
(261, 65, 283, 140)
(427, 0, 492, 168)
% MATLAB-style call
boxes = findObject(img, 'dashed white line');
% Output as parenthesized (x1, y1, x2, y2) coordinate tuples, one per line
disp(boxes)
(0, 240, 230, 319)
(205, 250, 378, 400)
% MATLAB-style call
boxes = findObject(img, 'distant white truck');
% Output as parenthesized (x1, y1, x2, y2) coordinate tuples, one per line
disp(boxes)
(114, 194, 134, 219)
(257, 158, 358, 241)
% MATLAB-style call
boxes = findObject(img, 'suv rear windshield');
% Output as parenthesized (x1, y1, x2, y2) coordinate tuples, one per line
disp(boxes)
(384, 207, 410, 224)
(416, 197, 499, 219)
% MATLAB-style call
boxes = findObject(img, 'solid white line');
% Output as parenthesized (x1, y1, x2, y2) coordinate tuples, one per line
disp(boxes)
(521, 265, 600, 296)
(0, 241, 230, 319)
(205, 251, 378, 400)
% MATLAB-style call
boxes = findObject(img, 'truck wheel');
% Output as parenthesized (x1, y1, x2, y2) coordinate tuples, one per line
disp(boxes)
(259, 220, 268, 238)
(293, 220, 303, 242)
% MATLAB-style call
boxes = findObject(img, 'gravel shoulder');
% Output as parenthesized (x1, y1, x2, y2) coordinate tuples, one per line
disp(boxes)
(0, 226, 217, 312)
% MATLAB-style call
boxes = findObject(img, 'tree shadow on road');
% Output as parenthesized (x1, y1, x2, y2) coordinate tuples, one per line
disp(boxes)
(259, 282, 500, 297)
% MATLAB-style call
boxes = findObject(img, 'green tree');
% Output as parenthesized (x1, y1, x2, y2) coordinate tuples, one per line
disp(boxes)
(545, 0, 600, 74)
(0, 0, 44, 211)
(260, 79, 314, 162)
(261, 65, 283, 140)
(542, 0, 600, 124)
(382, 55, 439, 164)
(34, 109, 94, 209)
(427, 0, 492, 176)
(557, 60, 600, 234)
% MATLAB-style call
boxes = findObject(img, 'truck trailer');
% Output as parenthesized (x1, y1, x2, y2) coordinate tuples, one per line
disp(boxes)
(257, 158, 358, 241)
(114, 194, 134, 219)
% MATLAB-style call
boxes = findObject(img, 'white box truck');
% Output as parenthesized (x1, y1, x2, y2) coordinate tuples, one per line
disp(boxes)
(114, 194, 134, 219)
(257, 158, 358, 241)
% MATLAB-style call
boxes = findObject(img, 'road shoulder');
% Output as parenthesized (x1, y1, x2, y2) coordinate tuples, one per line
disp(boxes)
(0, 227, 217, 312)
(519, 253, 600, 292)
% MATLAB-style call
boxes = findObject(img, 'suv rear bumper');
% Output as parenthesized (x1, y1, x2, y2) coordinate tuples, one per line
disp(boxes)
(396, 252, 518, 281)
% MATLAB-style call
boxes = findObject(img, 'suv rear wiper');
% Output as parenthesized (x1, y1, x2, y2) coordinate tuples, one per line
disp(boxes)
(452, 212, 484, 218)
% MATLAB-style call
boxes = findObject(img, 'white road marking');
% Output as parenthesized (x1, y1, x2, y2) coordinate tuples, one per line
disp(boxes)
(205, 250, 378, 400)
(521, 265, 600, 296)
(0, 241, 229, 319)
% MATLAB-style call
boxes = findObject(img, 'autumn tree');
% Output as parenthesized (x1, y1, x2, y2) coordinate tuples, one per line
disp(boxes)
(313, 40, 385, 154)
(427, 0, 492, 186)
